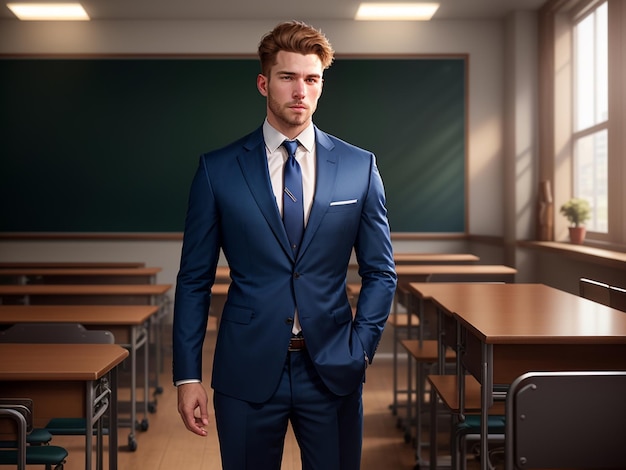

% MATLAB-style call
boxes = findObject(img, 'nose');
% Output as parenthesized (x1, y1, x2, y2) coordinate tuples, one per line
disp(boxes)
(293, 79, 305, 98)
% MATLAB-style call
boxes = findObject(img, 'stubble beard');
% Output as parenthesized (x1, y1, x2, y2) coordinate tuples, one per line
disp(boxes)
(268, 94, 311, 130)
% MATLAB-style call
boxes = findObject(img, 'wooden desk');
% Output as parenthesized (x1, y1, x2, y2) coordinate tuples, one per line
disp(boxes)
(0, 262, 145, 269)
(408, 282, 626, 470)
(393, 253, 479, 264)
(384, 265, 516, 432)
(407, 282, 492, 373)
(0, 343, 129, 470)
(350, 263, 517, 317)
(0, 283, 171, 305)
(394, 264, 517, 285)
(0, 284, 172, 415)
(393, 264, 517, 339)
(0, 267, 161, 285)
(0, 305, 159, 451)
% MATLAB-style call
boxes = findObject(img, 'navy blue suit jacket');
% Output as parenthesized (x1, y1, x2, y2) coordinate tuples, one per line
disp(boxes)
(173, 125, 397, 403)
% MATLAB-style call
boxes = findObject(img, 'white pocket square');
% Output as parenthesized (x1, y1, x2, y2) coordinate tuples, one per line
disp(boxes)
(329, 199, 358, 206)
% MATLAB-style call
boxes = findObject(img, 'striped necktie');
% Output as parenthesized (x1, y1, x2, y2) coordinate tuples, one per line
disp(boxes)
(282, 140, 304, 254)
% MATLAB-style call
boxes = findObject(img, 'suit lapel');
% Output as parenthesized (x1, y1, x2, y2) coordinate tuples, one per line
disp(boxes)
(237, 128, 293, 258)
(298, 128, 337, 259)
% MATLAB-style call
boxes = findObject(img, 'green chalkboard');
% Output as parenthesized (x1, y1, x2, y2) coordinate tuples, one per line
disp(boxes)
(0, 56, 465, 233)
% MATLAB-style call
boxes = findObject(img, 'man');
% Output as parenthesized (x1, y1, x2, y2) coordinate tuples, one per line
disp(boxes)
(173, 20, 397, 470)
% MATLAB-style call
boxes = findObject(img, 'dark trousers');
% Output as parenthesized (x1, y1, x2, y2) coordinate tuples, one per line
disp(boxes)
(214, 349, 363, 470)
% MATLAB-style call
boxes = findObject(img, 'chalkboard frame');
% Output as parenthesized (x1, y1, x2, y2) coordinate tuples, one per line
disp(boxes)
(0, 54, 467, 239)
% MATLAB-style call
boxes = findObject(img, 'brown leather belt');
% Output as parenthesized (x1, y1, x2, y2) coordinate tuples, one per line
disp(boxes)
(288, 336, 306, 351)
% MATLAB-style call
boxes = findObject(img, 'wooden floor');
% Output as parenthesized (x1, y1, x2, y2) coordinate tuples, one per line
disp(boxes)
(49, 322, 486, 470)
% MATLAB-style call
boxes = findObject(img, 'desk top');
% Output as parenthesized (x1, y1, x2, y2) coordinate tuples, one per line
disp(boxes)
(0, 284, 172, 296)
(395, 264, 517, 276)
(0, 343, 129, 381)
(0, 262, 145, 269)
(0, 305, 158, 325)
(393, 253, 479, 264)
(407, 282, 626, 344)
(0, 267, 161, 276)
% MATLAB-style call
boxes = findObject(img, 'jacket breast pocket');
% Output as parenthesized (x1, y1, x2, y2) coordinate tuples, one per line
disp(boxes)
(327, 199, 359, 213)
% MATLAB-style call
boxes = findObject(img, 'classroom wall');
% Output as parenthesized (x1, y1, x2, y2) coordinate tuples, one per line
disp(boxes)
(0, 15, 543, 294)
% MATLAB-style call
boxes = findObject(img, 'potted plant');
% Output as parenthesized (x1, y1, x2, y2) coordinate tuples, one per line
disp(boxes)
(559, 198, 591, 244)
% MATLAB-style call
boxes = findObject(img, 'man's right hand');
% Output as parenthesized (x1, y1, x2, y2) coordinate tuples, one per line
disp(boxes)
(177, 382, 209, 436)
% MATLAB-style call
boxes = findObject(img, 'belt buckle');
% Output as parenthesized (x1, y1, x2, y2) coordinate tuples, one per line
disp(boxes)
(288, 337, 305, 351)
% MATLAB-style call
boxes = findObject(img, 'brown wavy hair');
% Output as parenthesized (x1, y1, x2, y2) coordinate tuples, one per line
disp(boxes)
(258, 20, 335, 76)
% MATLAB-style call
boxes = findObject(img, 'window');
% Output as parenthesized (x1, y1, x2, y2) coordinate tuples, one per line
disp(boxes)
(540, 0, 626, 248)
(573, 2, 608, 233)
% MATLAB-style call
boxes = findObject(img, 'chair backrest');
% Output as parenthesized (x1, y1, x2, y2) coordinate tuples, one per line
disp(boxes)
(0, 399, 33, 434)
(0, 406, 28, 469)
(578, 277, 610, 306)
(609, 285, 626, 312)
(505, 371, 626, 469)
(0, 322, 114, 344)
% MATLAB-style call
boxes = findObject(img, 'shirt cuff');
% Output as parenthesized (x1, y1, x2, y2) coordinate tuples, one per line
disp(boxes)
(175, 379, 201, 386)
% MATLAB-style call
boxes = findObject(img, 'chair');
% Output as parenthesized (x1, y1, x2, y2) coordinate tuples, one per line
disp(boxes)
(0, 322, 114, 345)
(456, 415, 505, 470)
(0, 323, 114, 443)
(609, 285, 626, 311)
(388, 285, 422, 423)
(578, 277, 610, 306)
(427, 374, 506, 470)
(0, 399, 68, 470)
(505, 370, 626, 469)
(400, 338, 457, 468)
(0, 399, 51, 447)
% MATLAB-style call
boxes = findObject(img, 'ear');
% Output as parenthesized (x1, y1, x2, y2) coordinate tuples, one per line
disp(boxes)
(257, 74, 268, 97)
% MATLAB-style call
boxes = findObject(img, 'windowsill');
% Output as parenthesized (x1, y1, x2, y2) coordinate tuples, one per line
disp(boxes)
(518, 240, 626, 270)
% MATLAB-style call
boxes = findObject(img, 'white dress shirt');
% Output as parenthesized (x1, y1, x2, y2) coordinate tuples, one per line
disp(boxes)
(263, 120, 317, 335)
(262, 119, 316, 223)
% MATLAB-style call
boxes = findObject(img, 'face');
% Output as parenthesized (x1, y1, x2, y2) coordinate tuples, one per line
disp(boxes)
(257, 50, 324, 139)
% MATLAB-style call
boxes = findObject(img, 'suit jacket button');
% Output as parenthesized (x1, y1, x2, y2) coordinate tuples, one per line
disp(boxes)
(285, 317, 294, 325)
(294, 272, 300, 279)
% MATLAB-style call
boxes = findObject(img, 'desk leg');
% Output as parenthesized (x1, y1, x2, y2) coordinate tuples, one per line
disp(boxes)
(142, 324, 150, 423)
(151, 295, 167, 401)
(457, 321, 465, 422)
(415, 359, 427, 468)
(109, 367, 119, 470)
(128, 327, 138, 451)
(480, 343, 493, 470)
(97, 406, 103, 470)
(85, 381, 94, 470)
(405, 351, 413, 443)
(429, 384, 438, 470)
(391, 292, 399, 416)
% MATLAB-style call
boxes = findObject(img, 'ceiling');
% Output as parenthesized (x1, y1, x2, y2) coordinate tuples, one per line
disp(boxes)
(0, 0, 547, 21)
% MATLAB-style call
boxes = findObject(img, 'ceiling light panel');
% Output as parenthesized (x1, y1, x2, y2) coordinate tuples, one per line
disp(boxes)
(355, 2, 440, 21)
(7, 3, 90, 20)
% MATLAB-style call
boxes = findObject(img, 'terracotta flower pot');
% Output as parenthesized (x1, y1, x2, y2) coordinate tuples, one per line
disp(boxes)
(568, 226, 586, 244)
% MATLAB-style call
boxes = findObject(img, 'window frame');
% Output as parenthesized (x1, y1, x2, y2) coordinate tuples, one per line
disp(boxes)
(539, 0, 626, 249)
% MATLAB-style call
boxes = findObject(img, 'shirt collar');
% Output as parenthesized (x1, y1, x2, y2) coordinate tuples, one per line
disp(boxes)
(263, 119, 315, 154)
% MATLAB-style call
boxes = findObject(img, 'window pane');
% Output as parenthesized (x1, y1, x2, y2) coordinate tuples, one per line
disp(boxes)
(574, 2, 608, 131)
(574, 129, 608, 232)
(595, 3, 608, 124)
